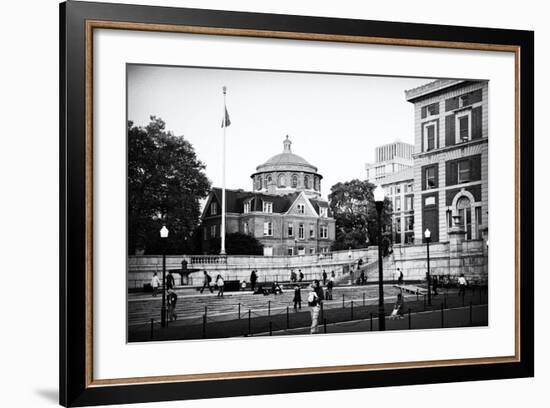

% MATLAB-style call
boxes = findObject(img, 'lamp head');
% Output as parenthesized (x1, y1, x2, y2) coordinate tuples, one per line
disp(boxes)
(424, 228, 431, 239)
(160, 225, 169, 239)
(373, 184, 385, 203)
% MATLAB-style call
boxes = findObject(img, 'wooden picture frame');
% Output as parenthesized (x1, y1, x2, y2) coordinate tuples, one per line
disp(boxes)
(60, 1, 534, 406)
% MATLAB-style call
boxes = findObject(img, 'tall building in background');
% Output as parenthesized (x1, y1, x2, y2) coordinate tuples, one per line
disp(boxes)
(405, 79, 489, 244)
(366, 141, 415, 244)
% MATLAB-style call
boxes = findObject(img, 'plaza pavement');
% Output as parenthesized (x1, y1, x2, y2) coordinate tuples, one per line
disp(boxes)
(128, 287, 488, 342)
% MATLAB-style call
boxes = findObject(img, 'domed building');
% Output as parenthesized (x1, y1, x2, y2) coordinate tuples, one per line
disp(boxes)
(200, 136, 335, 256)
(251, 136, 323, 198)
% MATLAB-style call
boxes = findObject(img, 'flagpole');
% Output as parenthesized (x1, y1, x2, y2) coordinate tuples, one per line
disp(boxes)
(220, 86, 227, 255)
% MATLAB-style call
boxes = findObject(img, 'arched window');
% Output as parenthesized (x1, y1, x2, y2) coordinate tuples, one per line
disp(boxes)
(256, 177, 262, 190)
(314, 177, 320, 191)
(304, 175, 310, 189)
(266, 175, 272, 186)
(456, 196, 472, 240)
(278, 174, 285, 187)
(291, 174, 298, 188)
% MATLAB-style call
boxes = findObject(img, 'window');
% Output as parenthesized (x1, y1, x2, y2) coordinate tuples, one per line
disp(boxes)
(395, 197, 401, 211)
(263, 201, 273, 213)
(256, 177, 262, 190)
(320, 225, 328, 239)
(458, 160, 471, 183)
(287, 248, 294, 256)
(210, 201, 218, 215)
(422, 102, 439, 118)
(395, 217, 402, 233)
(304, 175, 311, 189)
(278, 174, 285, 187)
(405, 196, 413, 211)
(203, 228, 208, 240)
(475, 206, 482, 239)
(298, 223, 305, 239)
(319, 207, 328, 217)
(291, 174, 298, 188)
(423, 123, 436, 151)
(309, 248, 315, 254)
(287, 222, 294, 236)
(243, 222, 249, 235)
(210, 225, 216, 237)
(309, 224, 315, 238)
(243, 201, 250, 214)
(266, 175, 273, 186)
(263, 221, 272, 236)
(321, 247, 329, 254)
(456, 112, 471, 143)
(405, 215, 414, 231)
(406, 183, 413, 193)
(297, 204, 305, 214)
(314, 177, 320, 191)
(396, 185, 401, 194)
(424, 166, 437, 189)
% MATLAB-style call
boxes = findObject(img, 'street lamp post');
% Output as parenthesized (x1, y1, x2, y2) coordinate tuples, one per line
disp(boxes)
(373, 185, 386, 331)
(160, 225, 169, 328)
(424, 228, 432, 306)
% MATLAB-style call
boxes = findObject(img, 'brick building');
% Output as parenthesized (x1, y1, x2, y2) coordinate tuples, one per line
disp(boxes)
(200, 136, 336, 256)
(405, 79, 489, 244)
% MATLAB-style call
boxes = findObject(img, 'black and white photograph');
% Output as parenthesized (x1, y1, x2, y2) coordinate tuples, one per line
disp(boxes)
(126, 65, 489, 342)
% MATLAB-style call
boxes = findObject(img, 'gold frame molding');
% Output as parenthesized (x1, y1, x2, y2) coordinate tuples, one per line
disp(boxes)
(84, 20, 521, 388)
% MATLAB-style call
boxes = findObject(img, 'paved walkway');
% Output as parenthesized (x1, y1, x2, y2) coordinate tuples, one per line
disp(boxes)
(128, 289, 488, 342)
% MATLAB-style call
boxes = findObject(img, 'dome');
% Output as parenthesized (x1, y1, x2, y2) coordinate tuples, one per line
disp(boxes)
(254, 135, 318, 173)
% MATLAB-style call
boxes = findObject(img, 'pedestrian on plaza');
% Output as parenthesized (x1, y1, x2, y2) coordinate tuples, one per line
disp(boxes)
(298, 270, 304, 282)
(290, 270, 297, 283)
(166, 270, 175, 290)
(322, 270, 327, 285)
(293, 285, 302, 310)
(167, 288, 178, 321)
(307, 284, 321, 334)
(200, 270, 213, 294)
(432, 275, 439, 297)
(458, 273, 468, 297)
(359, 270, 366, 285)
(397, 268, 404, 285)
(326, 273, 334, 300)
(271, 281, 283, 295)
(250, 270, 257, 291)
(389, 292, 405, 320)
(216, 274, 225, 297)
(151, 272, 161, 297)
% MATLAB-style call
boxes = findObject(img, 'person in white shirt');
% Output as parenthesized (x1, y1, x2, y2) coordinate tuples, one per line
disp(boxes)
(151, 272, 161, 297)
(458, 273, 468, 297)
(216, 275, 225, 297)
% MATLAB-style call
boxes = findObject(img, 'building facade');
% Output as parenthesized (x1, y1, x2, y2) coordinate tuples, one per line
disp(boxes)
(405, 79, 489, 244)
(366, 141, 415, 245)
(201, 137, 336, 256)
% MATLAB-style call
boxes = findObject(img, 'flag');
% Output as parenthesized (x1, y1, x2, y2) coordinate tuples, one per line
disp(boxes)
(221, 106, 231, 128)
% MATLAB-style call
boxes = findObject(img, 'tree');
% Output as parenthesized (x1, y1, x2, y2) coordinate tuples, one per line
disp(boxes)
(328, 179, 393, 254)
(207, 233, 264, 255)
(128, 117, 211, 254)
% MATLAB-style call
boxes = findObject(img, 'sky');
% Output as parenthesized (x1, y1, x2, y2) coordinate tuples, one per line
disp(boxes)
(127, 65, 432, 200)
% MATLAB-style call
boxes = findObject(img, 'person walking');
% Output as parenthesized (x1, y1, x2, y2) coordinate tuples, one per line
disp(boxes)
(290, 270, 297, 283)
(322, 270, 327, 285)
(293, 285, 302, 310)
(200, 270, 213, 294)
(216, 274, 225, 297)
(151, 272, 161, 297)
(298, 270, 304, 282)
(359, 270, 366, 285)
(458, 273, 468, 297)
(389, 292, 405, 320)
(167, 289, 178, 321)
(166, 271, 175, 291)
(397, 268, 404, 285)
(432, 275, 439, 297)
(307, 284, 321, 334)
(250, 270, 257, 291)
(326, 271, 335, 300)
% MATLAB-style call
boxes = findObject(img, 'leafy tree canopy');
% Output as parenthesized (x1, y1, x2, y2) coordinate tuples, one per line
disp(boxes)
(128, 117, 211, 254)
(207, 233, 264, 255)
(328, 179, 393, 253)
